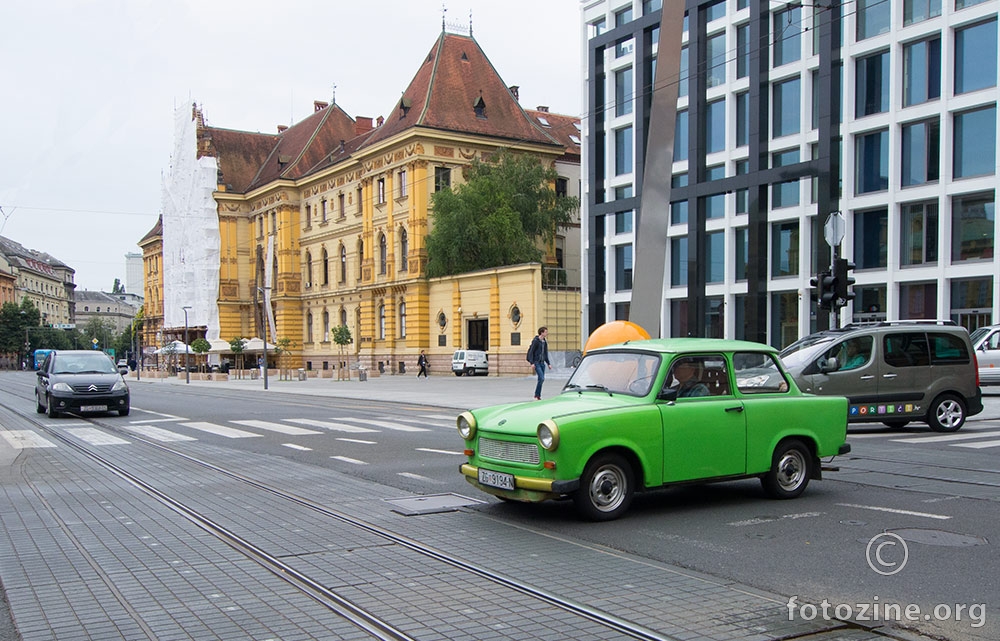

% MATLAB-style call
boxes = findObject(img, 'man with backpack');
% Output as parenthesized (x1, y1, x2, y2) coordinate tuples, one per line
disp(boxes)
(526, 326, 551, 400)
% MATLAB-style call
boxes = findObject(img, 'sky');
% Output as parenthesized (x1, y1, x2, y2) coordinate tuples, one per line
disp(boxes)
(0, 0, 583, 293)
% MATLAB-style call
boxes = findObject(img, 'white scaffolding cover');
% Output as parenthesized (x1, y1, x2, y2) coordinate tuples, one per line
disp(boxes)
(161, 105, 221, 341)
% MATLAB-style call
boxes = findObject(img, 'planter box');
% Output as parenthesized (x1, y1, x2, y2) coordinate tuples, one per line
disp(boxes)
(208, 373, 229, 381)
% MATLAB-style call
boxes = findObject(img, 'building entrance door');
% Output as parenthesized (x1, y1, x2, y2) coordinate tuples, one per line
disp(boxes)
(467, 319, 488, 351)
(952, 310, 992, 333)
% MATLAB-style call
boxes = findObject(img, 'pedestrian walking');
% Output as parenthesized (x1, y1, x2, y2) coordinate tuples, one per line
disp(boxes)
(416, 350, 429, 378)
(526, 326, 551, 400)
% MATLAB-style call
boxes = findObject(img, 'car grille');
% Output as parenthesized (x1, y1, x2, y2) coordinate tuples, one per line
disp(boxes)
(70, 383, 114, 394)
(478, 437, 540, 465)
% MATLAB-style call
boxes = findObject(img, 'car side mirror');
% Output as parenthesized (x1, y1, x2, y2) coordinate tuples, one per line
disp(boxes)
(658, 387, 678, 402)
(36, 370, 44, 378)
(818, 357, 838, 373)
(119, 367, 129, 375)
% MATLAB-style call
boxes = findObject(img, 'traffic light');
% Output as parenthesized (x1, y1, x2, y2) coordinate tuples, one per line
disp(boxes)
(834, 258, 856, 307)
(810, 271, 838, 310)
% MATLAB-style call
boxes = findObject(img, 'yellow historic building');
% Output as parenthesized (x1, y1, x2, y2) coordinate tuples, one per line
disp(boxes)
(142, 28, 580, 375)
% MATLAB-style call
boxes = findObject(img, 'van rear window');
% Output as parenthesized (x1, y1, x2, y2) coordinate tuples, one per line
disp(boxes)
(928, 332, 970, 365)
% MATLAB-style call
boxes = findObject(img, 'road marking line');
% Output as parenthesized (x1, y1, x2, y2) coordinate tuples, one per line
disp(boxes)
(1, 431, 56, 448)
(129, 408, 185, 421)
(836, 503, 950, 520)
(180, 422, 261, 439)
(416, 447, 465, 456)
(121, 425, 197, 442)
(282, 443, 312, 451)
(952, 439, 1000, 449)
(728, 512, 823, 527)
(420, 414, 458, 421)
(336, 438, 377, 444)
(398, 472, 438, 482)
(891, 430, 1000, 444)
(232, 420, 321, 435)
(66, 428, 130, 446)
(338, 418, 429, 432)
(331, 455, 367, 465)
(285, 418, 376, 433)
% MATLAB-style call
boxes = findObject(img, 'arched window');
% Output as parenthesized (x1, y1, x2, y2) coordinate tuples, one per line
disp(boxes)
(323, 310, 330, 340)
(399, 300, 407, 338)
(357, 239, 364, 279)
(304, 251, 313, 287)
(378, 304, 386, 340)
(306, 312, 313, 343)
(339, 244, 347, 282)
(379, 233, 388, 275)
(322, 248, 329, 285)
(399, 228, 408, 272)
(340, 307, 347, 327)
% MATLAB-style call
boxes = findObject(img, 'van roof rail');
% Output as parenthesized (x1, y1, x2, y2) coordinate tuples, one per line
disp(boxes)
(842, 319, 957, 329)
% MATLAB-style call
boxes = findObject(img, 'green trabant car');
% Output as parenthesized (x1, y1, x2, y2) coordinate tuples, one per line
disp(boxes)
(458, 339, 851, 520)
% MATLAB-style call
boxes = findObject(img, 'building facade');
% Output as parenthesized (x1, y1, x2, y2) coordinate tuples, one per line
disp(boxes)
(582, 0, 998, 346)
(144, 27, 581, 373)
(0, 235, 76, 326)
(74, 290, 140, 335)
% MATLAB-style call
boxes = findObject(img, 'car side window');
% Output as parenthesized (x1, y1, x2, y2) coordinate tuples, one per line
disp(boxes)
(883, 332, 930, 368)
(988, 332, 1000, 350)
(664, 356, 712, 398)
(928, 332, 970, 364)
(733, 352, 790, 394)
(824, 336, 873, 371)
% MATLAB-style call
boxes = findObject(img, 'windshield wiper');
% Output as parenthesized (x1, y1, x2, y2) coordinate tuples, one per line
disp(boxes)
(565, 383, 582, 391)
(585, 384, 613, 396)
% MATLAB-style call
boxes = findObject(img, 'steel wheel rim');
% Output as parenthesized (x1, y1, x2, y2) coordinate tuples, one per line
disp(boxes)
(776, 450, 806, 492)
(589, 465, 626, 512)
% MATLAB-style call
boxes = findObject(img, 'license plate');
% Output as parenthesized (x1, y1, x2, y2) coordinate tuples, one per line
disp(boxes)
(80, 405, 107, 412)
(478, 468, 515, 490)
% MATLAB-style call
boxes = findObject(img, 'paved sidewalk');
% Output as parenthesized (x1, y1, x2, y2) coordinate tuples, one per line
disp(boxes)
(129, 368, 574, 410)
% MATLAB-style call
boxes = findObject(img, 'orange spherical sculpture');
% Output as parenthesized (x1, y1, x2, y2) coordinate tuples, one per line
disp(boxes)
(583, 320, 651, 353)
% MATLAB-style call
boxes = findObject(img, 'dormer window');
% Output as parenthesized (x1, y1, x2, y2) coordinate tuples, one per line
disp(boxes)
(537, 116, 551, 127)
(570, 134, 581, 145)
(399, 96, 412, 119)
(474, 95, 487, 119)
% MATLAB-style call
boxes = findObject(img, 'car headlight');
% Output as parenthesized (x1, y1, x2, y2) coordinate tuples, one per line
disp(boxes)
(112, 380, 128, 392)
(537, 420, 559, 451)
(52, 382, 73, 393)
(457, 411, 477, 440)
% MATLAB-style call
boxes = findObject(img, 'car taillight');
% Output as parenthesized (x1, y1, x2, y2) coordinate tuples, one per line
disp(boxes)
(973, 351, 980, 387)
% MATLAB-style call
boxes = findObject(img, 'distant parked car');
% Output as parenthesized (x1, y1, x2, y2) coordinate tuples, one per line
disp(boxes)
(35, 350, 130, 418)
(970, 324, 1000, 386)
(458, 338, 850, 521)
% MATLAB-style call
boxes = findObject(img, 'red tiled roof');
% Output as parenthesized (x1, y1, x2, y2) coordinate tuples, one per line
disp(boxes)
(139, 215, 162, 245)
(361, 32, 563, 151)
(201, 128, 277, 193)
(525, 109, 581, 163)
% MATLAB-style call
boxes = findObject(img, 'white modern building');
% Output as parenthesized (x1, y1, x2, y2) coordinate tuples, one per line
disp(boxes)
(581, 0, 998, 347)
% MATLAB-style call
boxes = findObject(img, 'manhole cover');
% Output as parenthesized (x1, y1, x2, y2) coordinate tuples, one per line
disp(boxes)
(385, 493, 485, 516)
(888, 528, 988, 547)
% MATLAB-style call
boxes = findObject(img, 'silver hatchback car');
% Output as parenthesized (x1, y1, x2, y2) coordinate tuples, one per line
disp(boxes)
(970, 324, 1000, 385)
(780, 321, 982, 432)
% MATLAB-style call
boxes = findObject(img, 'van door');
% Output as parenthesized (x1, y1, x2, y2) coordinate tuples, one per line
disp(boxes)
(806, 337, 879, 418)
(876, 331, 926, 420)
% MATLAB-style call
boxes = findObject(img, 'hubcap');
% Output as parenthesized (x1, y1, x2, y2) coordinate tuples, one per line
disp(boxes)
(589, 465, 626, 512)
(937, 401, 962, 429)
(776, 451, 805, 491)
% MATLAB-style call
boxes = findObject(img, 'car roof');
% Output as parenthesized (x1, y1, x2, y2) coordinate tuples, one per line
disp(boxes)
(588, 337, 778, 355)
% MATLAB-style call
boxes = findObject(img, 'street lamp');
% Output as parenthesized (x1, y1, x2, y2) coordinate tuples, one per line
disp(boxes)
(258, 287, 269, 391)
(182, 306, 191, 384)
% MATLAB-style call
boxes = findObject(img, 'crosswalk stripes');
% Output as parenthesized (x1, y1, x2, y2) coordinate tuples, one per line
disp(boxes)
(284, 418, 377, 433)
(890, 430, 1000, 445)
(66, 428, 130, 446)
(0, 430, 56, 448)
(180, 422, 261, 439)
(231, 420, 322, 436)
(121, 424, 197, 442)
(340, 417, 430, 432)
(953, 438, 1000, 449)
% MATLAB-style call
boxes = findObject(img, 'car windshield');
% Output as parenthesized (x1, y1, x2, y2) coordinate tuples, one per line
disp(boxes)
(969, 327, 989, 344)
(779, 334, 836, 368)
(53, 354, 117, 374)
(565, 351, 661, 396)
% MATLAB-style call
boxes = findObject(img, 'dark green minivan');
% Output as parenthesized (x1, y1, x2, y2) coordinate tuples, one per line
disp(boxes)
(780, 321, 983, 432)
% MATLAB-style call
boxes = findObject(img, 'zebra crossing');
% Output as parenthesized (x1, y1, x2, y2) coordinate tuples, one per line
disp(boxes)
(843, 427, 1000, 449)
(0, 412, 456, 451)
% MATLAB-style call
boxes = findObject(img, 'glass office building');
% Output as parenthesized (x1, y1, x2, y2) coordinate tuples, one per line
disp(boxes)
(582, 0, 998, 347)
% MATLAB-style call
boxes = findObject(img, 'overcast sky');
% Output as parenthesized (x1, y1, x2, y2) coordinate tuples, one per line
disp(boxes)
(0, 0, 583, 293)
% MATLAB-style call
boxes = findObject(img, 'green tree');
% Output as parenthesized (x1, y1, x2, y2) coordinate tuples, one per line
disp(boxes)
(425, 149, 578, 278)
(191, 338, 211, 372)
(229, 336, 247, 378)
(330, 325, 352, 380)
(112, 278, 124, 294)
(0, 299, 41, 363)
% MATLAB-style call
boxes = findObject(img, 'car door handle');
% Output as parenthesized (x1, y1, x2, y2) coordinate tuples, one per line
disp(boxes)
(881, 373, 898, 379)
(859, 375, 875, 380)
(725, 406, 744, 413)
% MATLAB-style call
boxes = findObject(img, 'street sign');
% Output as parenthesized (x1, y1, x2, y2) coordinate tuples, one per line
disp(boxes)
(824, 211, 845, 248)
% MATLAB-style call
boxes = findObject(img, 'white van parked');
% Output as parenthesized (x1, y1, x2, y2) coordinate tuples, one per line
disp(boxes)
(452, 350, 489, 376)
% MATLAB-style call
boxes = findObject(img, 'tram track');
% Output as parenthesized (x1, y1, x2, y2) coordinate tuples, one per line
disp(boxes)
(1, 391, 676, 641)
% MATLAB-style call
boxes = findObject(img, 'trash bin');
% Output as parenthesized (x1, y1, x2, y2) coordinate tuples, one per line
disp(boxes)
(297, 368, 306, 381)
(358, 368, 368, 382)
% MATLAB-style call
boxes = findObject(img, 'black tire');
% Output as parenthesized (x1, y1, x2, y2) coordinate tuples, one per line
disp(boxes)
(35, 393, 45, 414)
(883, 420, 910, 429)
(573, 453, 634, 521)
(46, 396, 60, 419)
(761, 439, 812, 499)
(119, 406, 130, 417)
(927, 394, 965, 433)
(454, 371, 462, 377)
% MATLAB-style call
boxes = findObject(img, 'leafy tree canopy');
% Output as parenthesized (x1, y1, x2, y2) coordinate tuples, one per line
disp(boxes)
(425, 149, 578, 278)
(191, 338, 211, 354)
(330, 325, 352, 346)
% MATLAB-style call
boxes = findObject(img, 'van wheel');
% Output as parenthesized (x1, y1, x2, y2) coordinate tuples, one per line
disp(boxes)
(927, 394, 965, 433)
(761, 439, 812, 499)
(573, 453, 634, 521)
(454, 371, 462, 377)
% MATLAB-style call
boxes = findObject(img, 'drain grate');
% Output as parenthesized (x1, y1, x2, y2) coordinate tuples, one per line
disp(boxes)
(385, 492, 486, 516)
